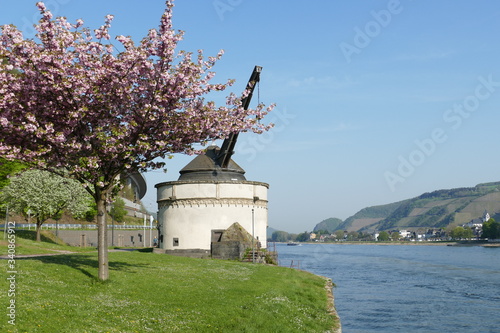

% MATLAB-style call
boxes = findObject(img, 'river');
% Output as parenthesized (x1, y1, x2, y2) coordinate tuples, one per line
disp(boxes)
(276, 243, 500, 333)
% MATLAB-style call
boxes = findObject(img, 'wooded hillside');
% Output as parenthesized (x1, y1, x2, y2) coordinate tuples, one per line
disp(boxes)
(318, 182, 500, 232)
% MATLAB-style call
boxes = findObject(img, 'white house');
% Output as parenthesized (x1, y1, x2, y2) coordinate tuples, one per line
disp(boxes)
(399, 230, 411, 239)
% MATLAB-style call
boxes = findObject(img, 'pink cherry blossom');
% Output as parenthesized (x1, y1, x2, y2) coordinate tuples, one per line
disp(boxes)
(0, 1, 273, 281)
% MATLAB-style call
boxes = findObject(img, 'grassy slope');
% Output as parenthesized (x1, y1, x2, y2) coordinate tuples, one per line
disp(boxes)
(1, 237, 337, 332)
(0, 230, 95, 256)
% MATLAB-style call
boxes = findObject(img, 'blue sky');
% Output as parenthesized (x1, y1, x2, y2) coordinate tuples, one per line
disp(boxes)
(2, 1, 500, 233)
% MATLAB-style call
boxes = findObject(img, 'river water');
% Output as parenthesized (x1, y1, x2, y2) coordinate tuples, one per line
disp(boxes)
(276, 243, 500, 333)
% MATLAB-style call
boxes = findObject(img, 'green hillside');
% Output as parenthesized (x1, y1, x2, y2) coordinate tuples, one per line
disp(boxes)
(337, 200, 408, 232)
(313, 217, 343, 233)
(330, 181, 500, 232)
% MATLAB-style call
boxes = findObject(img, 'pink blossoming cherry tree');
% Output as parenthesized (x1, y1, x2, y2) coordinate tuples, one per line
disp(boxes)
(0, 1, 272, 280)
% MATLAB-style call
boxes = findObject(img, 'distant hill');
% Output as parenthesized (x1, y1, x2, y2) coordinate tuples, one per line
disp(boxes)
(313, 218, 343, 233)
(267, 226, 278, 239)
(337, 200, 406, 232)
(323, 181, 500, 233)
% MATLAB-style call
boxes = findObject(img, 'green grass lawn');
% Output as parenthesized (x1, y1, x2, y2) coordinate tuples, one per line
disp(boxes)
(1, 236, 338, 332)
(1, 230, 96, 256)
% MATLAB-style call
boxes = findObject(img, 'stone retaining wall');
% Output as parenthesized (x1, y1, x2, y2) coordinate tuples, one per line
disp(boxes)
(48, 229, 159, 248)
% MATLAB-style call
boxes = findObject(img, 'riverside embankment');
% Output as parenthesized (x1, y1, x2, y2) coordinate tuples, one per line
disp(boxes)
(2, 231, 340, 332)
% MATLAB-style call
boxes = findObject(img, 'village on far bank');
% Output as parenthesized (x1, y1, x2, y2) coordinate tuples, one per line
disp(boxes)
(270, 210, 500, 244)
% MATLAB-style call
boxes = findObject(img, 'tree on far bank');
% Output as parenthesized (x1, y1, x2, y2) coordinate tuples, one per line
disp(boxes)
(357, 232, 372, 241)
(450, 226, 473, 240)
(377, 231, 390, 241)
(450, 226, 464, 240)
(271, 230, 289, 243)
(314, 229, 330, 236)
(295, 232, 310, 242)
(335, 230, 345, 240)
(482, 218, 500, 239)
(463, 227, 473, 239)
(0, 2, 272, 280)
(1, 169, 92, 241)
(347, 231, 358, 241)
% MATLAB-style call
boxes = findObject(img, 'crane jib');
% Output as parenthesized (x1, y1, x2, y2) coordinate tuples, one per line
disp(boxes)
(217, 66, 262, 168)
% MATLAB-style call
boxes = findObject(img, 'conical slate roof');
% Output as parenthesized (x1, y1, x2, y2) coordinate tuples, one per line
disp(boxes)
(178, 145, 246, 181)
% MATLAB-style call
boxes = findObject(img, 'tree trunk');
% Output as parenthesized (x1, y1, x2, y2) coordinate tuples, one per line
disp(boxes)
(36, 220, 42, 242)
(96, 189, 109, 281)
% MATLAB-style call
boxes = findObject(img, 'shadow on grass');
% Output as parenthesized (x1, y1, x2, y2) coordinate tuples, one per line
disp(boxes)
(16, 230, 60, 244)
(18, 253, 150, 281)
(137, 248, 154, 253)
(110, 247, 154, 253)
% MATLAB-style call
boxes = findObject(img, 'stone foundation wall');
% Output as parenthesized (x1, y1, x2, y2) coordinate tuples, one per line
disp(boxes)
(211, 241, 249, 260)
(152, 248, 211, 259)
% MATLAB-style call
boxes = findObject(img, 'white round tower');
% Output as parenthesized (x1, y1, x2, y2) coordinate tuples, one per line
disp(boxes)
(155, 145, 269, 257)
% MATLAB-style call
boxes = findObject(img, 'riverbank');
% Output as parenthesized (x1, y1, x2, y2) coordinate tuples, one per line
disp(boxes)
(1, 232, 340, 332)
(1, 251, 340, 332)
(282, 240, 500, 247)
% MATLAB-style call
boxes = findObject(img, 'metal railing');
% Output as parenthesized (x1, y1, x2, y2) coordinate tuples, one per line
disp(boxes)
(0, 223, 155, 230)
